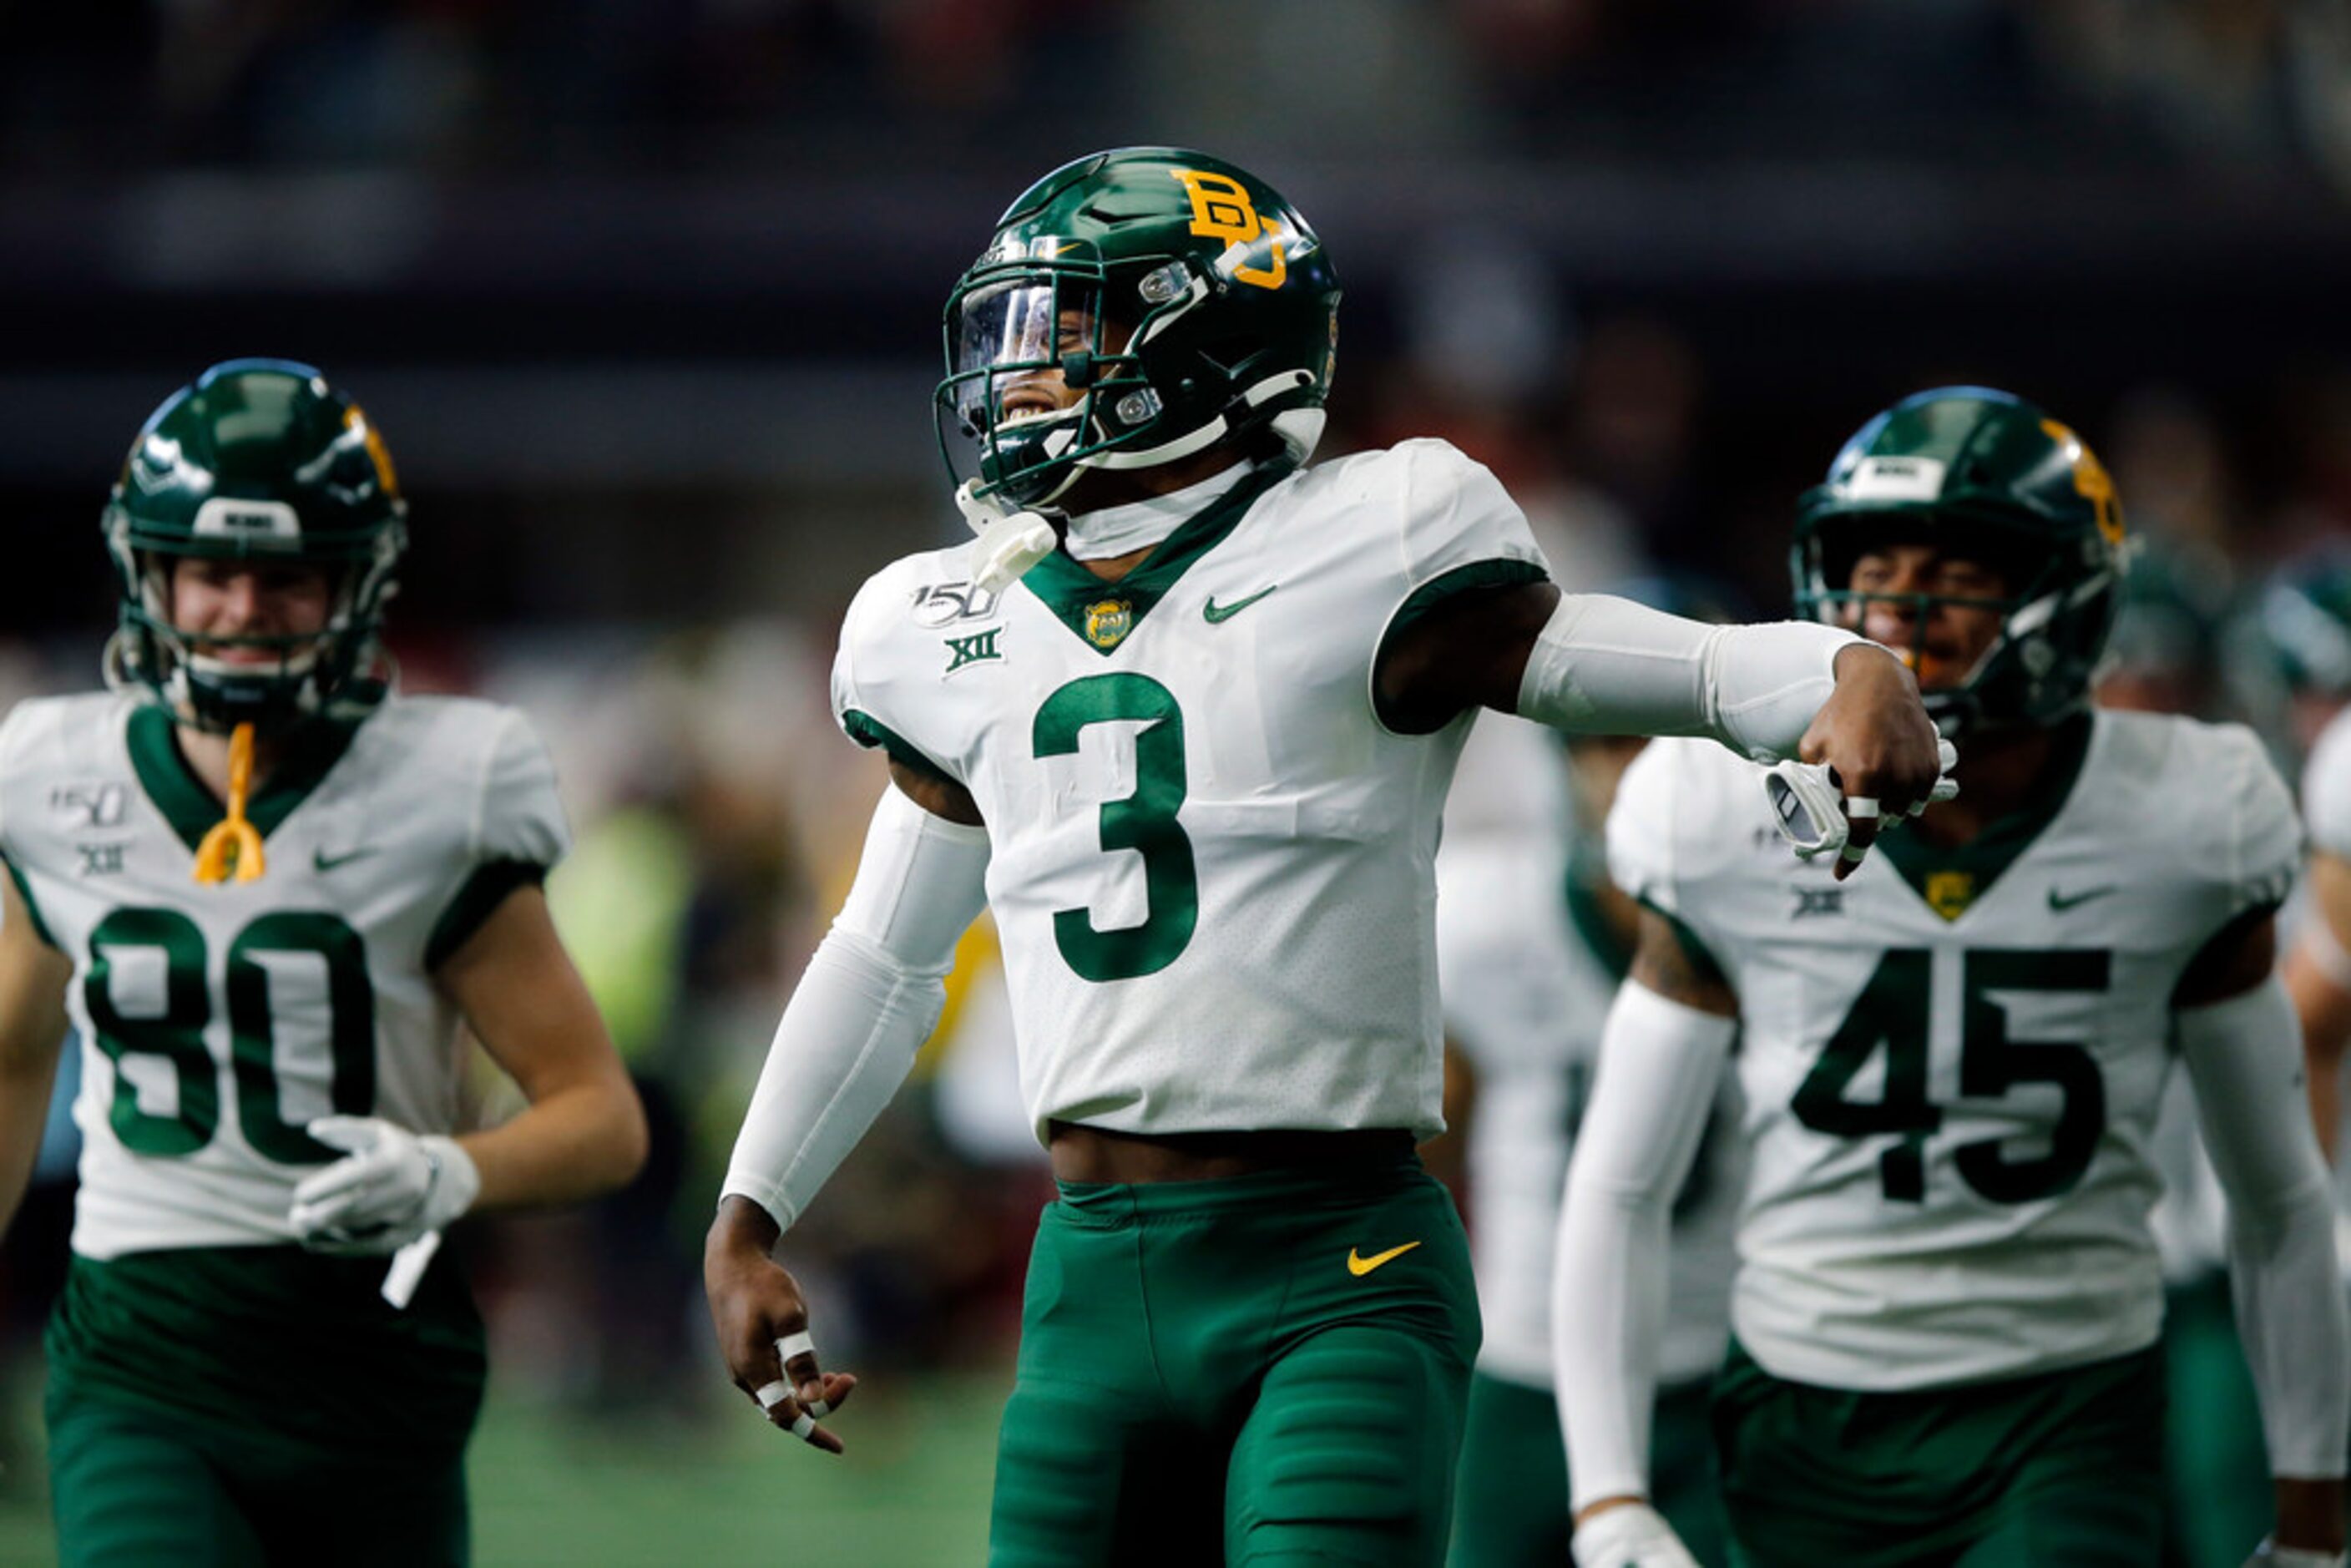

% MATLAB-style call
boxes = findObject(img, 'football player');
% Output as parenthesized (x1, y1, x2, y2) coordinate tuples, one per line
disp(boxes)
(0, 361, 648, 1565)
(2237, 551, 2351, 1160)
(1554, 387, 2349, 1567)
(703, 147, 1945, 1566)
(1438, 706, 1740, 1567)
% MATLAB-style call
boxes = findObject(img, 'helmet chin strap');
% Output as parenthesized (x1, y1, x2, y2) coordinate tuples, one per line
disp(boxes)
(953, 483, 1059, 594)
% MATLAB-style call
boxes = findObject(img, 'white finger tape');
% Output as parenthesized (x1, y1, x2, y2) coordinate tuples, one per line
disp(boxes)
(380, 1231, 441, 1309)
(755, 1379, 792, 1411)
(1839, 840, 1870, 863)
(1844, 797, 1882, 822)
(776, 1331, 817, 1363)
(802, 1398, 832, 1419)
(790, 1413, 818, 1440)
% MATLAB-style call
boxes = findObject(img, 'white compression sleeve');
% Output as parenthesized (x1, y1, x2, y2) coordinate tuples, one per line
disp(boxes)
(2179, 974, 2351, 1478)
(1516, 594, 1868, 764)
(720, 786, 991, 1232)
(1554, 981, 1738, 1511)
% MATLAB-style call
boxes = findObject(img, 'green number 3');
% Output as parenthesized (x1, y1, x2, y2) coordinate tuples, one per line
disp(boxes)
(1033, 674, 1199, 981)
(85, 908, 376, 1163)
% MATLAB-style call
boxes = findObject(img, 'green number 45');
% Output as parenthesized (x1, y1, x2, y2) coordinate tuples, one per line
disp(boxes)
(1792, 948, 2109, 1205)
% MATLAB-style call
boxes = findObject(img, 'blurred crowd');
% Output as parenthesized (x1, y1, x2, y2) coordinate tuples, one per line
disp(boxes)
(8, 0, 2351, 189)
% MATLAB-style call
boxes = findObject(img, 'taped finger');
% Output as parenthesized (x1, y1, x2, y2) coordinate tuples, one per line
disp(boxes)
(755, 1379, 792, 1411)
(1844, 797, 1882, 822)
(776, 1331, 817, 1363)
(801, 1397, 832, 1419)
(790, 1413, 818, 1441)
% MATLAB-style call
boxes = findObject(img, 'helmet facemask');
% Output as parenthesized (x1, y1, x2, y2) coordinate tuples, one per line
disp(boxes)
(1795, 512, 2125, 738)
(938, 261, 1168, 509)
(935, 149, 1341, 514)
(104, 507, 404, 736)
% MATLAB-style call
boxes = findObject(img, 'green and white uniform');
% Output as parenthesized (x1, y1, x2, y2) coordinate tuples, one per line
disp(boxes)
(1435, 718, 1740, 1566)
(1615, 711, 2294, 1391)
(832, 441, 1545, 1144)
(1609, 710, 2298, 1560)
(833, 439, 1542, 1566)
(7, 691, 566, 1566)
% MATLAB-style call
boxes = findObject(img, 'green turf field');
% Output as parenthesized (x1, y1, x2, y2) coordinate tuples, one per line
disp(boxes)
(0, 1368, 1006, 1565)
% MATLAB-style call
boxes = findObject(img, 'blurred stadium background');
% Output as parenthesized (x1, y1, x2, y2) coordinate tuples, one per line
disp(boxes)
(4, 2, 2351, 1562)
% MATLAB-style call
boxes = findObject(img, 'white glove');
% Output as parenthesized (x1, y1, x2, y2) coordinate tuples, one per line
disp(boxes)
(953, 481, 1058, 594)
(1572, 1501, 1701, 1568)
(290, 1115, 479, 1255)
(2246, 1542, 2348, 1568)
(1764, 735, 1959, 862)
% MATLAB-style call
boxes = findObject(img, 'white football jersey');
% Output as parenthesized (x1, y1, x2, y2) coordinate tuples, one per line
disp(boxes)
(1437, 726, 1742, 1388)
(2305, 704, 2351, 862)
(832, 440, 1548, 1141)
(1610, 710, 2299, 1390)
(0, 692, 568, 1259)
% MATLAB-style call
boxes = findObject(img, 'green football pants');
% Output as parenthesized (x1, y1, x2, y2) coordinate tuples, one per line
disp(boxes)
(987, 1154, 1481, 1567)
(1451, 1368, 1730, 1567)
(1713, 1340, 2165, 1568)
(48, 1396, 468, 1567)
(2161, 1273, 2272, 1568)
(44, 1246, 483, 1567)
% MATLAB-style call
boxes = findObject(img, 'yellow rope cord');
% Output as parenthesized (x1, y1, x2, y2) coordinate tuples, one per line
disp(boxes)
(192, 721, 265, 883)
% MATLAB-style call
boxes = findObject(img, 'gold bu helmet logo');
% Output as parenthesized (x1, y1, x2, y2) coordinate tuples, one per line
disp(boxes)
(346, 405, 400, 500)
(2039, 417, 2123, 546)
(1170, 169, 1287, 291)
(1084, 599, 1134, 650)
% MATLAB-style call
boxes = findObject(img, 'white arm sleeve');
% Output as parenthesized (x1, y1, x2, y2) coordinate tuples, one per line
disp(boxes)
(720, 786, 991, 1232)
(1517, 594, 1869, 763)
(2179, 974, 2351, 1479)
(1554, 980, 1738, 1510)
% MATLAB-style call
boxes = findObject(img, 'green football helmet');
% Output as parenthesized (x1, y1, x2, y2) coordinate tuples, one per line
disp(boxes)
(2234, 544, 2351, 701)
(1792, 387, 2129, 736)
(103, 359, 407, 735)
(936, 147, 1342, 510)
(2222, 543, 2351, 761)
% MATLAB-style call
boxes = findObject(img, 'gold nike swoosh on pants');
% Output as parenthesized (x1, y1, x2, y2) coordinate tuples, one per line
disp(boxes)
(1345, 1242, 1421, 1277)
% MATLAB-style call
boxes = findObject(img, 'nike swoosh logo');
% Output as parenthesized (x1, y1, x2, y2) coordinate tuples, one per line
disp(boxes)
(313, 847, 380, 873)
(1203, 585, 1278, 624)
(1346, 1241, 1421, 1277)
(2046, 885, 2116, 912)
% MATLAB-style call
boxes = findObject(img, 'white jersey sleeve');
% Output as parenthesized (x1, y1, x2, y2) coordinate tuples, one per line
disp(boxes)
(476, 708, 569, 867)
(1368, 440, 1550, 725)
(2302, 706, 2351, 862)
(831, 559, 977, 788)
(0, 701, 53, 943)
(2201, 723, 2302, 927)
(1603, 736, 1750, 966)
(422, 706, 571, 969)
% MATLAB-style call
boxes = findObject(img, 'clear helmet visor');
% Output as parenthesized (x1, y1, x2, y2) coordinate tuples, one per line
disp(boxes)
(948, 278, 1107, 427)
